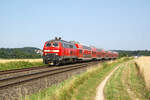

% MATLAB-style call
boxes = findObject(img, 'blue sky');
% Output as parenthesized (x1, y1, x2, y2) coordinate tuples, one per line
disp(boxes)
(0, 0, 150, 50)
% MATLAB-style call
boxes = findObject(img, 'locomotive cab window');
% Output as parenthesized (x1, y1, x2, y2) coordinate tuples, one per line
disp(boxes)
(79, 49, 82, 54)
(45, 42, 59, 47)
(53, 42, 59, 47)
(46, 42, 51, 47)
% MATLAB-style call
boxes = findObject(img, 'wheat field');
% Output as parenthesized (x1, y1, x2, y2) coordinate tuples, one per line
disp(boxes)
(135, 56, 150, 89)
(0, 59, 43, 63)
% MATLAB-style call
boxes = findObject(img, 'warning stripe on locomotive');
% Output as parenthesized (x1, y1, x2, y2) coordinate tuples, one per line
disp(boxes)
(44, 50, 59, 52)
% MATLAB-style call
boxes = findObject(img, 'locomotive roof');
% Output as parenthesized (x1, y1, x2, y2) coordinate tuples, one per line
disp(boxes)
(47, 39, 75, 44)
(46, 39, 107, 51)
(96, 48, 103, 51)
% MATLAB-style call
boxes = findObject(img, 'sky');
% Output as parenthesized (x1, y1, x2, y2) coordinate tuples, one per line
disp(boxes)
(0, 0, 150, 50)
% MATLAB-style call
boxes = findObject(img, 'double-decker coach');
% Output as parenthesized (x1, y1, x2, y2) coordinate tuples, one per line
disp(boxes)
(75, 43, 92, 61)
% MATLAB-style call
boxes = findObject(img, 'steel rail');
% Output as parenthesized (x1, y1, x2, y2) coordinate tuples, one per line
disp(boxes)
(0, 62, 91, 75)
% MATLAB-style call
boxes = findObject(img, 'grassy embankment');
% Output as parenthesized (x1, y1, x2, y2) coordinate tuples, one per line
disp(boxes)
(104, 57, 150, 100)
(23, 58, 131, 100)
(0, 59, 45, 71)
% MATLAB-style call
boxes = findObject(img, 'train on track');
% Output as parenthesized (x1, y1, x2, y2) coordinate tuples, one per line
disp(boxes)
(43, 37, 119, 65)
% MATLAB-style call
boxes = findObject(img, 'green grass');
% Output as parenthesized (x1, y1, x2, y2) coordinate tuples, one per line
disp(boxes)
(22, 58, 130, 100)
(104, 63, 131, 100)
(0, 61, 45, 71)
(70, 62, 117, 100)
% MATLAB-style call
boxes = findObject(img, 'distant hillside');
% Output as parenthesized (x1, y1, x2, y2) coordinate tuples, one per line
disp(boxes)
(113, 50, 150, 57)
(0, 47, 42, 59)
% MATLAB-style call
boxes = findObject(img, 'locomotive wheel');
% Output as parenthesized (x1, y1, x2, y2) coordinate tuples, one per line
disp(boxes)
(43, 60, 48, 64)
(55, 62, 60, 66)
(73, 58, 77, 63)
(61, 60, 66, 65)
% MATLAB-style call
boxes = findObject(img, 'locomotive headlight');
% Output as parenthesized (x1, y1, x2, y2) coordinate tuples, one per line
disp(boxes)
(52, 50, 59, 52)
(44, 50, 50, 52)
(55, 53, 58, 55)
(44, 50, 59, 52)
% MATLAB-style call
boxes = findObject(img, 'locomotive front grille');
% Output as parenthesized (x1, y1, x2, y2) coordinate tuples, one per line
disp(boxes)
(46, 53, 56, 56)
(44, 53, 60, 61)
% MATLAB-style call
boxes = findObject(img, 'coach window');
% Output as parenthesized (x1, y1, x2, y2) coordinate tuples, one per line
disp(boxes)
(83, 46, 86, 50)
(79, 49, 82, 54)
(69, 45, 73, 48)
(66, 44, 69, 48)
(88, 47, 91, 50)
(63, 43, 68, 48)
(62, 43, 65, 47)
(62, 43, 65, 48)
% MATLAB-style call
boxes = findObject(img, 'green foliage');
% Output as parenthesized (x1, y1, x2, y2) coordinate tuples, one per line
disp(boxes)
(114, 50, 150, 57)
(104, 64, 132, 100)
(0, 47, 42, 59)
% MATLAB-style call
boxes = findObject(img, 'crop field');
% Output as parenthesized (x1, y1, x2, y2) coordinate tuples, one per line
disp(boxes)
(135, 56, 150, 89)
(0, 58, 43, 63)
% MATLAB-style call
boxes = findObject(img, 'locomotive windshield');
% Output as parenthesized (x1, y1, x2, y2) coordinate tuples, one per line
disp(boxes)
(46, 42, 59, 47)
(46, 42, 51, 47)
(53, 42, 59, 47)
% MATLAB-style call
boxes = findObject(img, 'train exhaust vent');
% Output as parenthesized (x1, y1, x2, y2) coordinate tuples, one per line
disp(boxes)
(55, 37, 61, 40)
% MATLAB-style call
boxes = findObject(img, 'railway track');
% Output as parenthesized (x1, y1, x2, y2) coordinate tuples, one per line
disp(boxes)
(0, 61, 100, 90)
(0, 65, 49, 75)
(0, 62, 95, 75)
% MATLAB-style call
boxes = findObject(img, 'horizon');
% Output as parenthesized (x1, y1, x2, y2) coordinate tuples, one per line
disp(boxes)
(0, 46, 150, 51)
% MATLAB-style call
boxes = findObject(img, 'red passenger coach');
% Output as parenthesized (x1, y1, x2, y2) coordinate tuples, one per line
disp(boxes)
(113, 52, 119, 59)
(75, 43, 92, 61)
(96, 48, 106, 60)
(107, 51, 114, 59)
(82, 45, 92, 61)
(104, 51, 109, 60)
(108, 51, 114, 59)
(75, 43, 83, 60)
(91, 47, 97, 60)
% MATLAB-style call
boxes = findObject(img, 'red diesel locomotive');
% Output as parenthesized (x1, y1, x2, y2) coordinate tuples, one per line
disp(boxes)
(43, 38, 119, 65)
(43, 38, 77, 65)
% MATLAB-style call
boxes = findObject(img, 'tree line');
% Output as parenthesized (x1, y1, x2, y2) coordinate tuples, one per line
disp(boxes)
(0, 47, 42, 59)
(0, 47, 150, 59)
(114, 50, 150, 57)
